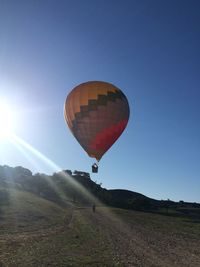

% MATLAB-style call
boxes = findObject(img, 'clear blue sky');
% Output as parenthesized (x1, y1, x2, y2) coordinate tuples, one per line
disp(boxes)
(0, 0, 200, 202)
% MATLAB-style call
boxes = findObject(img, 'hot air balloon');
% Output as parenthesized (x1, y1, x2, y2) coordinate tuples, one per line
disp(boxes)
(64, 81, 130, 172)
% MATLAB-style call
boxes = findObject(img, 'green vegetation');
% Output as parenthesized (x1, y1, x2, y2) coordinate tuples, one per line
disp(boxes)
(0, 187, 120, 266)
(0, 187, 68, 234)
(0, 165, 200, 266)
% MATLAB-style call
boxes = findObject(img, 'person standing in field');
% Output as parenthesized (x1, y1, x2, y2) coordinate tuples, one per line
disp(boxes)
(92, 204, 96, 213)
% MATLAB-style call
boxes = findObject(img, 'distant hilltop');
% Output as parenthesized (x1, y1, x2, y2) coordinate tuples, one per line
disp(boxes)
(0, 165, 200, 219)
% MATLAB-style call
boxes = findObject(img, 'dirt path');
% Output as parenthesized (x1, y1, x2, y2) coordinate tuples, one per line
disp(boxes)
(0, 206, 199, 266)
(78, 207, 200, 267)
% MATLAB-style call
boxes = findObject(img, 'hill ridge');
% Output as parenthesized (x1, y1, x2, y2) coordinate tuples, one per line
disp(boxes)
(0, 165, 200, 215)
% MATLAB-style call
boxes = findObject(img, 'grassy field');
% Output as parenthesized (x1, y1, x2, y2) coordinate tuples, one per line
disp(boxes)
(0, 187, 200, 266)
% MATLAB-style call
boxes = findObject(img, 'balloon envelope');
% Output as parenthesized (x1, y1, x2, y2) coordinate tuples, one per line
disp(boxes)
(64, 81, 130, 161)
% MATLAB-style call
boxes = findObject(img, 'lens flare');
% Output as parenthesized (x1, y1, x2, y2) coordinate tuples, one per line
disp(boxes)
(0, 99, 14, 139)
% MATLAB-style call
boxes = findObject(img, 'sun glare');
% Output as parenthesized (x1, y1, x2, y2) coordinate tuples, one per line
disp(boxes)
(0, 99, 14, 139)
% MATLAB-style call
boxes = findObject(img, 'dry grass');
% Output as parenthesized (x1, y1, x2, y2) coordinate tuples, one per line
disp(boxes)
(0, 188, 200, 266)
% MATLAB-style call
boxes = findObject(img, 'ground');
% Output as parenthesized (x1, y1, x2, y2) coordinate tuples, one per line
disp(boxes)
(0, 204, 200, 267)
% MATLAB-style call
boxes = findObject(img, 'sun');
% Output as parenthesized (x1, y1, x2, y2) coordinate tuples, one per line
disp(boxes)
(0, 99, 14, 139)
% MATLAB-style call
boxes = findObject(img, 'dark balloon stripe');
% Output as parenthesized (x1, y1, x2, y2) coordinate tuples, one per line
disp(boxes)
(70, 103, 129, 160)
(88, 90, 125, 107)
(72, 91, 127, 131)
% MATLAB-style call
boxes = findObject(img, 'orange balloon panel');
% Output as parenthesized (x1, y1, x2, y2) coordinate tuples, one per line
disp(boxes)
(64, 81, 130, 161)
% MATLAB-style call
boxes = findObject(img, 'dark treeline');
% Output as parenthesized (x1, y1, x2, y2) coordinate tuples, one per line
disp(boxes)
(0, 165, 200, 219)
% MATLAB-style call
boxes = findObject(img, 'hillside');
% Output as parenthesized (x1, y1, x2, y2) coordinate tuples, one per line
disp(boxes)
(0, 203, 200, 266)
(0, 186, 69, 234)
(0, 165, 200, 266)
(0, 165, 200, 217)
